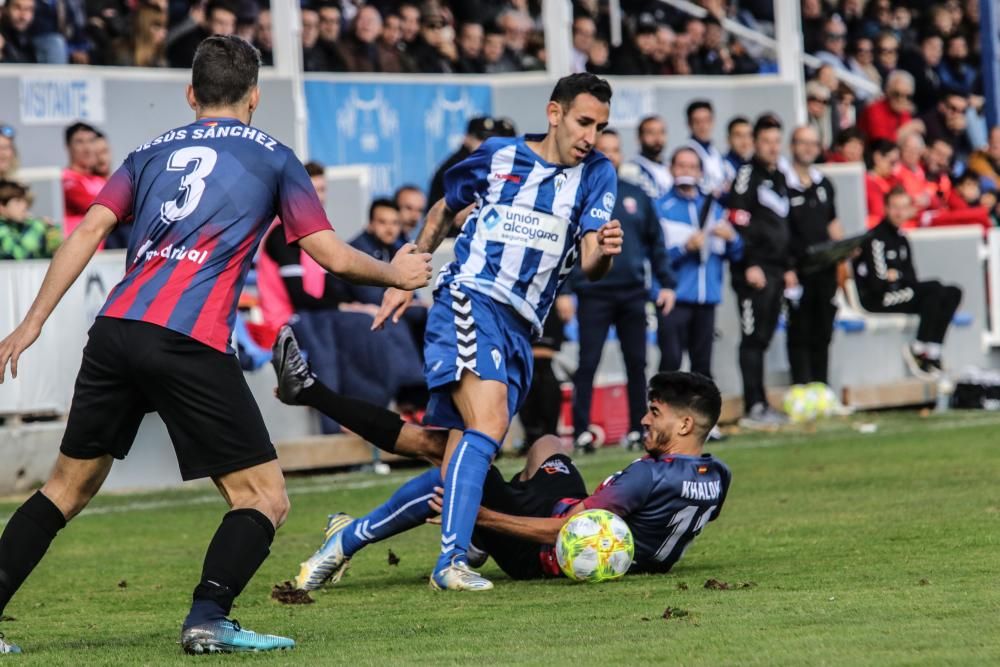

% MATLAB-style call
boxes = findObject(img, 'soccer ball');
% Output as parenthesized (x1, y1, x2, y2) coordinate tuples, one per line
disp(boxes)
(783, 384, 819, 423)
(806, 382, 839, 417)
(556, 509, 634, 582)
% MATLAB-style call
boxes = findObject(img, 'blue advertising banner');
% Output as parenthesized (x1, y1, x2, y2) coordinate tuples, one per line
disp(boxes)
(305, 80, 493, 196)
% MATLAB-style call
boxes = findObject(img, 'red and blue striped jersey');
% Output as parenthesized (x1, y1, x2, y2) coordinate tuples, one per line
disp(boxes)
(93, 117, 331, 353)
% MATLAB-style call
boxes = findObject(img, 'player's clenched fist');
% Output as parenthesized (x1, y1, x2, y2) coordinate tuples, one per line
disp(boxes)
(390, 243, 433, 290)
(597, 219, 624, 256)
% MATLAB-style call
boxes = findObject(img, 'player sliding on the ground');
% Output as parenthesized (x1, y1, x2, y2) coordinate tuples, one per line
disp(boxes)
(0, 36, 431, 656)
(272, 327, 730, 584)
(365, 72, 623, 591)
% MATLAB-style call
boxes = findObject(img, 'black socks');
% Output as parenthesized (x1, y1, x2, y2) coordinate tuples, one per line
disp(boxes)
(185, 508, 275, 627)
(296, 382, 404, 453)
(0, 491, 67, 615)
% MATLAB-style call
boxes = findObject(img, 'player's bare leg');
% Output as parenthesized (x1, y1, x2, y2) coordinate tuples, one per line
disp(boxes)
(180, 460, 294, 654)
(431, 372, 508, 591)
(518, 435, 566, 482)
(0, 454, 113, 654)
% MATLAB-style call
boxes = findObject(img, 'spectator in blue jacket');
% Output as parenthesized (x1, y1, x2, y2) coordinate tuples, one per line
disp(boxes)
(657, 146, 743, 379)
(572, 129, 676, 453)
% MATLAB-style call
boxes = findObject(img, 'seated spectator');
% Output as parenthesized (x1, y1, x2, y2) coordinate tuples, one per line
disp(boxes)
(893, 132, 935, 216)
(454, 21, 484, 73)
(726, 34, 760, 75)
(852, 187, 963, 378)
(394, 184, 427, 241)
(847, 36, 880, 101)
(858, 70, 915, 143)
(342, 198, 406, 305)
(965, 126, 1000, 192)
(915, 90, 974, 163)
(0, 124, 18, 180)
(339, 5, 410, 73)
(407, 9, 455, 73)
(865, 139, 900, 228)
(902, 31, 944, 114)
(570, 15, 595, 74)
(167, 0, 236, 69)
(923, 137, 954, 205)
(800, 0, 826, 54)
(111, 3, 168, 67)
(0, 181, 61, 260)
(831, 83, 857, 133)
(827, 127, 866, 163)
(30, 0, 82, 64)
(874, 30, 900, 80)
(482, 23, 517, 73)
(498, 8, 534, 70)
(938, 34, 977, 97)
(255, 8, 273, 66)
(814, 16, 850, 72)
(921, 171, 992, 234)
(234, 1, 258, 45)
(610, 20, 657, 75)
(585, 36, 612, 75)
(692, 16, 731, 75)
(398, 2, 421, 51)
(0, 0, 36, 63)
(805, 81, 834, 152)
(62, 122, 107, 238)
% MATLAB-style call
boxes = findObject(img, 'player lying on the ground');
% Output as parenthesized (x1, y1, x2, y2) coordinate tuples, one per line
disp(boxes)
(272, 326, 731, 584)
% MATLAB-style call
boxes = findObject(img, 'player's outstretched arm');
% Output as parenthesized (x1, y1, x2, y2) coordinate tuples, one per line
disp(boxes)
(298, 230, 432, 290)
(429, 490, 586, 545)
(580, 219, 624, 281)
(371, 198, 459, 330)
(0, 204, 119, 383)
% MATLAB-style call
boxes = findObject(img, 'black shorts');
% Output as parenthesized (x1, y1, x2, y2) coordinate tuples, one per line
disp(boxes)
(474, 454, 587, 580)
(60, 317, 277, 480)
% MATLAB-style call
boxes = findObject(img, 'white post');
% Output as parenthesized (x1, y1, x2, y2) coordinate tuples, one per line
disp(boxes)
(608, 0, 622, 48)
(774, 0, 807, 126)
(543, 0, 572, 78)
(270, 0, 308, 157)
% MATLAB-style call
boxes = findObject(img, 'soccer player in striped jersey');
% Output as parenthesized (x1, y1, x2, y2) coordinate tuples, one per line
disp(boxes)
(353, 73, 622, 592)
(0, 36, 431, 655)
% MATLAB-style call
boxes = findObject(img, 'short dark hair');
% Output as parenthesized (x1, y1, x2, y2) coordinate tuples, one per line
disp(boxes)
(753, 113, 782, 138)
(727, 116, 750, 135)
(191, 35, 261, 108)
(393, 184, 423, 204)
(670, 146, 701, 168)
(954, 171, 980, 187)
(686, 100, 713, 123)
(834, 126, 864, 147)
(304, 161, 324, 178)
(870, 138, 897, 156)
(0, 180, 28, 205)
(600, 127, 619, 137)
(549, 72, 612, 109)
(65, 122, 97, 146)
(369, 197, 398, 220)
(206, 0, 237, 21)
(647, 372, 722, 440)
(637, 115, 662, 135)
(884, 184, 910, 205)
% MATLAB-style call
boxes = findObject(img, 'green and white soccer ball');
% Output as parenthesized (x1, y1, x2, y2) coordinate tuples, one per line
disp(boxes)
(783, 383, 841, 423)
(556, 509, 634, 582)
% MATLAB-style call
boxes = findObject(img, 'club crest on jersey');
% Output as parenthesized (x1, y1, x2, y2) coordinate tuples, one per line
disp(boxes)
(554, 172, 567, 192)
(491, 348, 502, 370)
(482, 207, 502, 230)
(602, 191, 616, 212)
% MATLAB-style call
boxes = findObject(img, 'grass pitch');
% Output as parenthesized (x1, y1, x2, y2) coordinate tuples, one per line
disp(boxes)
(1, 410, 999, 666)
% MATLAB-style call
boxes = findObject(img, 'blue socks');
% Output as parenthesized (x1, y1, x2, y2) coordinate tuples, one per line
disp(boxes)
(435, 430, 499, 573)
(340, 467, 442, 557)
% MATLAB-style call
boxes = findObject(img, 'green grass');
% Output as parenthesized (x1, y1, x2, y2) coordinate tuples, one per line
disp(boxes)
(2, 410, 999, 666)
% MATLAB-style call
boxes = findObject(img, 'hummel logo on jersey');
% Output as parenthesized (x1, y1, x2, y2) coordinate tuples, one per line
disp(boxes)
(541, 459, 570, 475)
(491, 348, 502, 370)
(494, 172, 522, 184)
(483, 207, 502, 230)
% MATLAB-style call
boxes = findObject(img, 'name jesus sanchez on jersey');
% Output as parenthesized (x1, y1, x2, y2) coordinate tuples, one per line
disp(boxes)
(133, 125, 279, 154)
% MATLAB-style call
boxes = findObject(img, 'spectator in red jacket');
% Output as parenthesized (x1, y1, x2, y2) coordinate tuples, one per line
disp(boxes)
(922, 171, 992, 234)
(865, 139, 900, 228)
(858, 70, 915, 143)
(61, 122, 106, 238)
(923, 137, 954, 211)
(893, 132, 934, 214)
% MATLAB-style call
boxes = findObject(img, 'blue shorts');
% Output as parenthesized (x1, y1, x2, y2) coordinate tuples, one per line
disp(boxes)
(423, 283, 534, 432)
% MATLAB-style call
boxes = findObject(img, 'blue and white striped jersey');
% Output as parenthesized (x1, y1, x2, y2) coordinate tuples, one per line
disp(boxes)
(440, 134, 618, 333)
(618, 154, 672, 201)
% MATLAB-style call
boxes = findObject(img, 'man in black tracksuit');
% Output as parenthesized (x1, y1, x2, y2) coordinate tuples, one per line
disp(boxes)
(572, 129, 676, 452)
(784, 125, 843, 386)
(852, 187, 962, 378)
(727, 115, 795, 427)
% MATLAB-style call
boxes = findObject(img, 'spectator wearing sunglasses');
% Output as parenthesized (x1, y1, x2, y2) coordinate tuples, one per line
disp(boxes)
(804, 81, 834, 152)
(0, 125, 17, 181)
(874, 31, 899, 80)
(859, 69, 915, 143)
(847, 36, 880, 102)
(815, 17, 849, 72)
(914, 89, 974, 164)
(901, 32, 945, 115)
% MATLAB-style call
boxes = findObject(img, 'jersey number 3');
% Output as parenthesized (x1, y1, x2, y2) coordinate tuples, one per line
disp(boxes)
(160, 146, 218, 224)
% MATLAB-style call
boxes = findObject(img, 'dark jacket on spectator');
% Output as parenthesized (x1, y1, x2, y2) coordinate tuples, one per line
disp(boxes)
(344, 230, 405, 305)
(901, 52, 943, 114)
(303, 39, 348, 72)
(455, 55, 484, 74)
(0, 18, 37, 63)
(919, 108, 974, 163)
(408, 35, 453, 73)
(166, 25, 208, 68)
(338, 35, 411, 73)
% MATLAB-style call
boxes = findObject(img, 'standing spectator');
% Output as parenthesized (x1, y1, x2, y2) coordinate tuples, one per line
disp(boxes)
(938, 34, 977, 97)
(427, 117, 512, 213)
(916, 90, 974, 163)
(255, 8, 273, 66)
(619, 115, 671, 201)
(728, 115, 794, 428)
(0, 181, 61, 260)
(572, 129, 675, 453)
(393, 184, 426, 241)
(967, 126, 1000, 192)
(865, 139, 900, 228)
(685, 100, 727, 196)
(454, 21, 484, 73)
(902, 32, 944, 114)
(852, 187, 962, 377)
(804, 81, 834, 152)
(570, 15, 595, 74)
(874, 31, 900, 80)
(722, 116, 753, 187)
(61, 122, 106, 238)
(847, 36, 881, 101)
(858, 70, 915, 143)
(112, 3, 168, 67)
(783, 126, 842, 386)
(167, 0, 236, 69)
(0, 124, 18, 180)
(0, 0, 36, 63)
(658, 147, 742, 382)
(814, 16, 850, 72)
